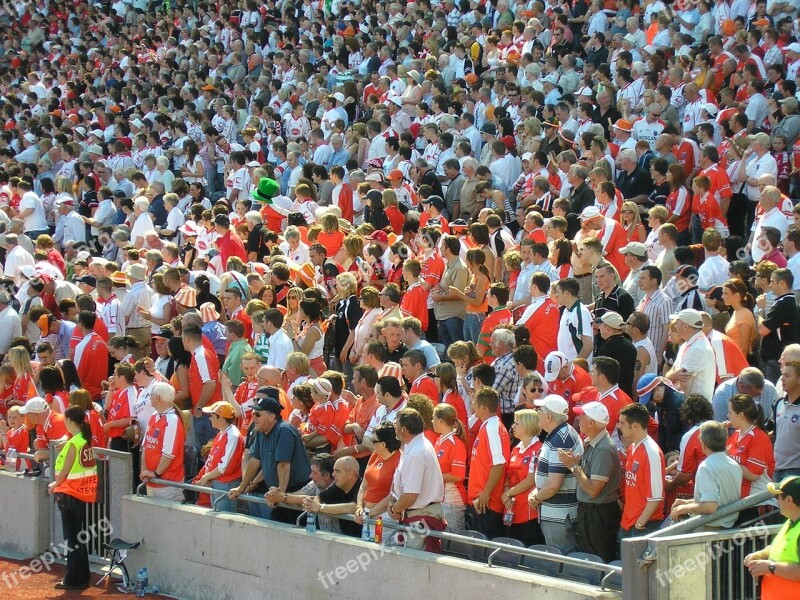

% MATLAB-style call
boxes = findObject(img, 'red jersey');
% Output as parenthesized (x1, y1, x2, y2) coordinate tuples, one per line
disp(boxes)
(477, 305, 514, 364)
(234, 378, 260, 435)
(400, 283, 429, 330)
(672, 138, 700, 177)
(692, 164, 731, 212)
(106, 385, 137, 440)
(599, 219, 631, 279)
(3, 425, 30, 470)
(697, 192, 728, 232)
(676, 425, 705, 496)
(12, 373, 36, 405)
(441, 390, 469, 436)
(468, 415, 510, 514)
(548, 365, 593, 421)
(621, 436, 665, 529)
(229, 306, 253, 340)
(189, 346, 222, 409)
(517, 297, 560, 372)
(598, 385, 631, 437)
(142, 408, 186, 486)
(342, 394, 380, 458)
(435, 431, 468, 504)
(420, 250, 445, 290)
(198, 425, 244, 484)
(35, 410, 70, 449)
(506, 439, 541, 524)
(74, 331, 109, 400)
(86, 408, 107, 449)
(218, 229, 248, 267)
(726, 426, 775, 498)
(409, 373, 439, 399)
(308, 398, 350, 449)
(666, 187, 691, 232)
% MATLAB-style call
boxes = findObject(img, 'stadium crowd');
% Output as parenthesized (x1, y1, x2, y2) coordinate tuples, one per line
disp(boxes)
(0, 0, 800, 583)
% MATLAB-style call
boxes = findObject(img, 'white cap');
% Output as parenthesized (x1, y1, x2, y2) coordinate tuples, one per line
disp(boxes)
(90, 129, 104, 139)
(573, 401, 610, 424)
(24, 132, 36, 143)
(580, 205, 602, 220)
(521, 152, 533, 162)
(74, 126, 87, 137)
(701, 103, 718, 116)
(388, 97, 402, 107)
(787, 43, 800, 53)
(131, 119, 144, 129)
(365, 172, 383, 182)
(542, 351, 569, 383)
(19, 397, 48, 414)
(669, 308, 704, 328)
(534, 394, 569, 415)
(333, 92, 345, 103)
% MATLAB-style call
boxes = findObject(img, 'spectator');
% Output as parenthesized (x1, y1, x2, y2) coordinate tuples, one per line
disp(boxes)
(666, 309, 717, 401)
(432, 403, 468, 533)
(354, 422, 402, 529)
(140, 382, 186, 502)
(501, 409, 544, 546)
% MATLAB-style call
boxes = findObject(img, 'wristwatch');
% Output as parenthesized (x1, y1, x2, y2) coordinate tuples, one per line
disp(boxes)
(768, 562, 776, 574)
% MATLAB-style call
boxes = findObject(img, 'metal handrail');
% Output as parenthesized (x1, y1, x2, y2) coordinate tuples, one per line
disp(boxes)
(645, 490, 774, 539)
(133, 478, 621, 587)
(0, 449, 39, 462)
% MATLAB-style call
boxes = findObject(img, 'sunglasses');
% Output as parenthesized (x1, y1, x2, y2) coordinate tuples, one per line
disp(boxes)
(527, 387, 544, 393)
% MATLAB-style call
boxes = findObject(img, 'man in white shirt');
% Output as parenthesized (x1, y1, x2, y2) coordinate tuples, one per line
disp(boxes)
(263, 308, 293, 370)
(53, 197, 86, 248)
(697, 228, 730, 292)
(749, 185, 789, 263)
(0, 292, 22, 357)
(665, 309, 716, 401)
(17, 186, 49, 239)
(785, 228, 800, 301)
(4, 234, 35, 286)
(744, 132, 778, 209)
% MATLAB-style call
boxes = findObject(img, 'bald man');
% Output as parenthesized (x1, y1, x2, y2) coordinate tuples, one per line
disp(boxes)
(257, 366, 291, 420)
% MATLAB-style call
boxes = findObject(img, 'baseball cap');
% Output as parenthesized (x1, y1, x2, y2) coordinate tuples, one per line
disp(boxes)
(542, 351, 569, 382)
(153, 327, 174, 340)
(202, 401, 235, 419)
(77, 275, 97, 287)
(23, 132, 36, 143)
(620, 241, 647, 258)
(19, 397, 49, 414)
(781, 97, 800, 112)
(366, 230, 388, 243)
(533, 394, 569, 415)
(669, 308, 704, 328)
(573, 401, 609, 424)
(767, 475, 800, 501)
(480, 123, 497, 136)
(365, 172, 384, 182)
(706, 286, 724, 301)
(701, 103, 718, 116)
(579, 206, 601, 221)
(0, 291, 10, 305)
(521, 152, 533, 162)
(251, 395, 284, 417)
(37, 313, 52, 336)
(671, 264, 699, 279)
(87, 144, 104, 155)
(421, 195, 444, 211)
(386, 169, 404, 181)
(788, 43, 800, 53)
(595, 311, 624, 329)
(748, 132, 771, 147)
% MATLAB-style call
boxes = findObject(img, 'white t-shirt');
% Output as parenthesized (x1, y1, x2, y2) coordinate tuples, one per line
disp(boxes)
(19, 192, 48, 232)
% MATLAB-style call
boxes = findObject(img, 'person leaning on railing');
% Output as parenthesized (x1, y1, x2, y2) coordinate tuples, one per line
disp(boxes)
(353, 421, 402, 533)
(744, 476, 800, 599)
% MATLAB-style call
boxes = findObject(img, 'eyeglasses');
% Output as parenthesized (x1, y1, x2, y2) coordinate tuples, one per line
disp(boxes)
(527, 387, 544, 393)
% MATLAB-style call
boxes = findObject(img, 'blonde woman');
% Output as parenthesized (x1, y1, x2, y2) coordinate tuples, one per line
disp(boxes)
(348, 286, 382, 365)
(501, 409, 544, 546)
(348, 123, 370, 169)
(619, 200, 646, 242)
(331, 272, 362, 374)
(282, 287, 304, 335)
(342, 234, 366, 282)
(9, 347, 36, 408)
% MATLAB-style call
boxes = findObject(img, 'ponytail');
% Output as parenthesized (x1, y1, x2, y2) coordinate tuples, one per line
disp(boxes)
(80, 422, 93, 447)
(64, 405, 93, 447)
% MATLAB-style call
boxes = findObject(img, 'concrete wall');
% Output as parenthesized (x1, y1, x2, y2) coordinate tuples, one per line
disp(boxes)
(0, 472, 51, 559)
(122, 495, 620, 600)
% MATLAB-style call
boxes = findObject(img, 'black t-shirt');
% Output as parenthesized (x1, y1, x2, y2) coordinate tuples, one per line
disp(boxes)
(762, 294, 800, 360)
(319, 477, 363, 538)
(615, 167, 653, 201)
(648, 179, 670, 207)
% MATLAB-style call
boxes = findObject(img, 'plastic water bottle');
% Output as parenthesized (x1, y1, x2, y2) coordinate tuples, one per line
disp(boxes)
(142, 568, 148, 591)
(135, 569, 146, 597)
(6, 448, 17, 474)
(503, 498, 515, 526)
(361, 509, 371, 541)
(306, 511, 317, 533)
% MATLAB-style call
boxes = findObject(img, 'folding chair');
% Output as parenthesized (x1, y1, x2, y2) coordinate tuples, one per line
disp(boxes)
(96, 538, 141, 591)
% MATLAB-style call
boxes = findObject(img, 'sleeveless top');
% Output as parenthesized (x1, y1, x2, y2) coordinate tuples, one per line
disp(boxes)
(634, 338, 659, 377)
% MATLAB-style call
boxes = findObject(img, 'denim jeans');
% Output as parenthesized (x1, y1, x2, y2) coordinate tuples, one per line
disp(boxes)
(211, 479, 241, 513)
(438, 317, 464, 348)
(193, 414, 216, 450)
(463, 313, 486, 344)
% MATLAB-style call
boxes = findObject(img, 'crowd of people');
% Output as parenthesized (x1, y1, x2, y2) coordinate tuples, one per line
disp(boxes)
(1, 0, 800, 591)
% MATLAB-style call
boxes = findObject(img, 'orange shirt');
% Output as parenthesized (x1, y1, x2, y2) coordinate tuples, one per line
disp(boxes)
(198, 425, 244, 484)
(548, 365, 593, 422)
(106, 386, 137, 440)
(35, 410, 69, 449)
(599, 219, 631, 279)
(318, 230, 345, 258)
(400, 283, 429, 330)
(363, 450, 401, 504)
(518, 297, 559, 372)
(409, 374, 438, 399)
(621, 436, 665, 529)
(308, 398, 350, 449)
(342, 394, 380, 458)
(468, 415, 510, 514)
(477, 306, 514, 363)
(420, 249, 445, 290)
(435, 431, 468, 504)
(598, 385, 631, 436)
(189, 346, 222, 409)
(74, 331, 109, 400)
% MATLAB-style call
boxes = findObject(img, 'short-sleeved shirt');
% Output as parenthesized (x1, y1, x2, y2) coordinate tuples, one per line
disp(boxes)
(392, 433, 445, 509)
(577, 429, 621, 505)
(319, 478, 363, 537)
(468, 415, 510, 514)
(558, 300, 593, 361)
(761, 294, 800, 361)
(251, 420, 311, 491)
(673, 331, 716, 401)
(693, 452, 743, 528)
(533, 422, 584, 523)
(621, 436, 665, 529)
(726, 426, 776, 500)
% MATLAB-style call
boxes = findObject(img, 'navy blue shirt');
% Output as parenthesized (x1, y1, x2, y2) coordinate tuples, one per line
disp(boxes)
(251, 420, 311, 491)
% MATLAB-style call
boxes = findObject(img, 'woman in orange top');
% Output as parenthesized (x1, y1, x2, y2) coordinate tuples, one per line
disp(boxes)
(353, 422, 401, 529)
(551, 238, 574, 279)
(500, 409, 544, 545)
(0, 364, 16, 418)
(69, 388, 106, 449)
(433, 404, 468, 532)
(8, 347, 36, 408)
(383, 189, 406, 234)
(435, 363, 469, 442)
(722, 278, 756, 359)
(450, 248, 491, 344)
(620, 201, 646, 242)
(317, 213, 345, 258)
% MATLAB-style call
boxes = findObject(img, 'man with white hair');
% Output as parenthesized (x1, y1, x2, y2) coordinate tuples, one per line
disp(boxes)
(489, 328, 519, 429)
(140, 382, 186, 501)
(130, 196, 155, 249)
(665, 308, 716, 401)
(53, 197, 86, 247)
